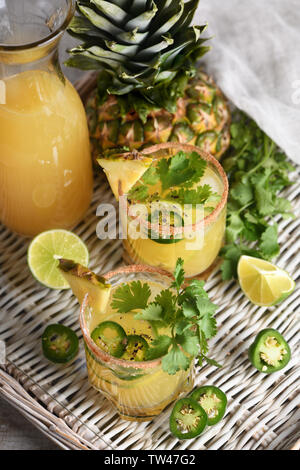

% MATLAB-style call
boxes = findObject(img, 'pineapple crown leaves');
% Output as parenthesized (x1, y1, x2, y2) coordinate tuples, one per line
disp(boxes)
(66, 0, 210, 109)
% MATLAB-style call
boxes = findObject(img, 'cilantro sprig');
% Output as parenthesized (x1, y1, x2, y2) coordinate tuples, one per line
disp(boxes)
(166, 185, 220, 206)
(111, 259, 220, 375)
(220, 113, 295, 280)
(156, 151, 207, 191)
(128, 151, 213, 207)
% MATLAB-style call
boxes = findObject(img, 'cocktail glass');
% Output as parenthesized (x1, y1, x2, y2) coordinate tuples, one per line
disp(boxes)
(80, 265, 194, 421)
(121, 143, 228, 278)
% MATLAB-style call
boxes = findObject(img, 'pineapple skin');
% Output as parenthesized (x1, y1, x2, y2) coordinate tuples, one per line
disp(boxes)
(86, 71, 230, 162)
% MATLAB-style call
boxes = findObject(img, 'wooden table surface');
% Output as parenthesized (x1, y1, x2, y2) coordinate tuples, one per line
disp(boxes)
(0, 398, 60, 450)
(0, 34, 83, 451)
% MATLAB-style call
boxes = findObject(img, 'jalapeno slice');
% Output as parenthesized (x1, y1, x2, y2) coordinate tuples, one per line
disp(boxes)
(170, 398, 207, 440)
(121, 335, 149, 362)
(91, 321, 127, 358)
(191, 385, 227, 426)
(148, 210, 184, 244)
(42, 324, 79, 364)
(249, 328, 291, 374)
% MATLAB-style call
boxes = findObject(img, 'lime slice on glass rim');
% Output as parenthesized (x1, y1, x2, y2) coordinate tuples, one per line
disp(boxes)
(237, 255, 295, 307)
(28, 230, 89, 289)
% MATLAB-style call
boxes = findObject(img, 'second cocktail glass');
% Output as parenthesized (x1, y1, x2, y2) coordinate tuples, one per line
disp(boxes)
(80, 265, 194, 421)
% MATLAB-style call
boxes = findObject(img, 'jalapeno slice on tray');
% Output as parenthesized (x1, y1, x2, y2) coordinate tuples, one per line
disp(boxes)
(91, 321, 127, 358)
(170, 398, 207, 440)
(42, 324, 79, 364)
(121, 335, 149, 362)
(249, 328, 291, 374)
(191, 385, 227, 426)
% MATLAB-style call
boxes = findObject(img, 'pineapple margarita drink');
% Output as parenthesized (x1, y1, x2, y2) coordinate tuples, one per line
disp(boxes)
(59, 262, 194, 421)
(99, 143, 228, 278)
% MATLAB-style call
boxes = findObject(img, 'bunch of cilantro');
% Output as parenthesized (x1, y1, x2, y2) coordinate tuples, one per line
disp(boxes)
(220, 112, 295, 280)
(111, 259, 220, 375)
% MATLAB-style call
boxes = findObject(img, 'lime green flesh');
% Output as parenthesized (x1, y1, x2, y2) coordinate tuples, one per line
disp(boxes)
(28, 230, 89, 289)
(237, 256, 295, 306)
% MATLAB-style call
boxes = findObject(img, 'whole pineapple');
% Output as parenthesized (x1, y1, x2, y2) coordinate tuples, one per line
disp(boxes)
(66, 0, 230, 160)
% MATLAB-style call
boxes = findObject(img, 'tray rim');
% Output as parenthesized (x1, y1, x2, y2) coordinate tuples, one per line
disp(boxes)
(0, 72, 299, 451)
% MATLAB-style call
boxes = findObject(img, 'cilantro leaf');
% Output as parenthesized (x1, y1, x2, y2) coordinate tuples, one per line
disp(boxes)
(255, 185, 275, 216)
(200, 355, 222, 368)
(162, 343, 191, 375)
(198, 329, 209, 356)
(182, 301, 198, 319)
(231, 181, 254, 206)
(259, 224, 279, 260)
(111, 281, 151, 313)
(196, 297, 218, 317)
(154, 289, 176, 323)
(226, 212, 245, 243)
(127, 184, 149, 202)
(157, 151, 207, 191)
(181, 279, 207, 300)
(142, 167, 159, 185)
(135, 303, 164, 323)
(145, 335, 172, 361)
(171, 258, 185, 291)
(166, 184, 213, 206)
(197, 314, 217, 340)
(175, 319, 195, 335)
(220, 258, 236, 281)
(176, 333, 199, 356)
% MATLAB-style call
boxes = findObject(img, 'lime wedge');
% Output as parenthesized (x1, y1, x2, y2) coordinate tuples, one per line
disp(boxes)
(237, 256, 295, 306)
(28, 230, 89, 289)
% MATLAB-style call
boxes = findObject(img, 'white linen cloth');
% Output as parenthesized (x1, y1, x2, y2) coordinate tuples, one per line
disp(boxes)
(195, 0, 300, 164)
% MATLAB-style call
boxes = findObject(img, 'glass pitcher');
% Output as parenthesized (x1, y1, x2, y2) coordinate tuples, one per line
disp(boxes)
(0, 0, 93, 237)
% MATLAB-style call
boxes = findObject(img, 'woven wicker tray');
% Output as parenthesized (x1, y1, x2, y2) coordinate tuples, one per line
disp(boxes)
(0, 73, 299, 451)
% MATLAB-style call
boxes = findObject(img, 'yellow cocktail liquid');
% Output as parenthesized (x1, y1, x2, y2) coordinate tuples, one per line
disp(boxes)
(124, 164, 226, 278)
(83, 281, 194, 421)
(0, 70, 93, 236)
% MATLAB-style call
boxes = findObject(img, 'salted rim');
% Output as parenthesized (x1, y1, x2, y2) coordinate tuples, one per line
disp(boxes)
(119, 142, 228, 236)
(79, 264, 174, 370)
(0, 0, 75, 50)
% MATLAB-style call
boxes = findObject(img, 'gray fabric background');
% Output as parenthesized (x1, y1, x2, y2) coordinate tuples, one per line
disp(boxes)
(195, 0, 300, 164)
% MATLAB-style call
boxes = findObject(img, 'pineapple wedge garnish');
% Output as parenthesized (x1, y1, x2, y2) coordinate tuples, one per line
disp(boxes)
(97, 150, 152, 200)
(58, 259, 111, 312)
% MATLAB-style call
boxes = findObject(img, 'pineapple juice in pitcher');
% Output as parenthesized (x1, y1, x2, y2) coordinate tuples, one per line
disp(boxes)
(0, 0, 93, 236)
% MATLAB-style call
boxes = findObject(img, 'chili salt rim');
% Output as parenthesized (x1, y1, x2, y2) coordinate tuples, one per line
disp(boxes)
(119, 143, 228, 236)
(79, 264, 174, 370)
